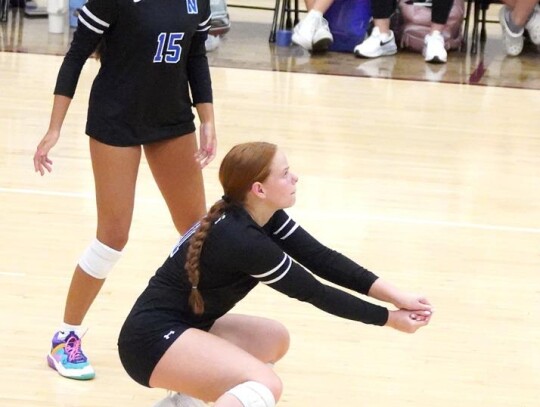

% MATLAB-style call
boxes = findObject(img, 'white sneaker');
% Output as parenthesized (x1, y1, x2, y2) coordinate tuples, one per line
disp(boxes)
(292, 13, 333, 52)
(312, 18, 333, 52)
(153, 392, 207, 407)
(499, 6, 524, 56)
(205, 35, 220, 52)
(354, 27, 398, 58)
(423, 31, 447, 63)
(525, 4, 540, 45)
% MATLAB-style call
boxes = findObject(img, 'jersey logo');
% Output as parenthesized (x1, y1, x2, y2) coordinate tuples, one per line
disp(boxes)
(214, 213, 226, 225)
(186, 0, 198, 14)
(163, 330, 175, 340)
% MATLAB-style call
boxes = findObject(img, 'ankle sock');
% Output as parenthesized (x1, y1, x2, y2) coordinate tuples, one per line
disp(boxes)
(379, 31, 392, 41)
(58, 323, 82, 337)
(307, 9, 323, 20)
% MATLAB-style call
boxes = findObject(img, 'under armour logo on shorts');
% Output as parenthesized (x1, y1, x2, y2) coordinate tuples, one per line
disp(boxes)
(163, 330, 175, 340)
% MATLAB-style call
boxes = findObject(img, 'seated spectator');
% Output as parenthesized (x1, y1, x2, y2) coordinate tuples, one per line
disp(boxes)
(292, 0, 335, 52)
(499, 0, 540, 56)
(355, 0, 455, 63)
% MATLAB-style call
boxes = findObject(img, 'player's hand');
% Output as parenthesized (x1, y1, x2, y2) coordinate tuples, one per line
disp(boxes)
(33, 130, 60, 176)
(395, 293, 433, 314)
(386, 309, 433, 333)
(195, 121, 216, 169)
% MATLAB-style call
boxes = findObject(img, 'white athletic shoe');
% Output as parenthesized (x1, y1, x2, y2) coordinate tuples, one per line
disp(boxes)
(423, 31, 447, 63)
(354, 27, 398, 58)
(205, 35, 221, 52)
(152, 392, 207, 407)
(525, 5, 540, 45)
(312, 18, 333, 52)
(292, 12, 333, 52)
(499, 6, 524, 56)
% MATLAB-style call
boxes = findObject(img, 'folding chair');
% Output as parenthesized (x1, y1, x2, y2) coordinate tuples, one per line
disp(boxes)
(269, 0, 299, 42)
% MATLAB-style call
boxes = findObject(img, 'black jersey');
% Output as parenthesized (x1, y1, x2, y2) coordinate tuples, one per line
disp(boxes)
(127, 206, 389, 332)
(55, 0, 212, 146)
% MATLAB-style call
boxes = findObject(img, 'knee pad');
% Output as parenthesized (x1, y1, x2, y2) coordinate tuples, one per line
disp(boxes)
(78, 238, 122, 279)
(226, 381, 275, 407)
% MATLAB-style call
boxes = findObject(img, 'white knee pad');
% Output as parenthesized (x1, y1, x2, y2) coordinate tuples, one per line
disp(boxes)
(78, 238, 122, 279)
(226, 381, 275, 407)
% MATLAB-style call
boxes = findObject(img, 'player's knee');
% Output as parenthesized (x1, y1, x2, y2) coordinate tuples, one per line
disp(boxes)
(269, 320, 290, 362)
(78, 238, 122, 279)
(97, 228, 130, 250)
(226, 379, 281, 407)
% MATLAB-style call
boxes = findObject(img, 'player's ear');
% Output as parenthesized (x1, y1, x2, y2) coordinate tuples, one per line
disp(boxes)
(249, 182, 265, 199)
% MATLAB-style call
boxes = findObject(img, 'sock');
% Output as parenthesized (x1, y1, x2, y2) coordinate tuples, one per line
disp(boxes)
(379, 31, 392, 41)
(307, 9, 323, 20)
(58, 323, 82, 338)
(505, 8, 523, 33)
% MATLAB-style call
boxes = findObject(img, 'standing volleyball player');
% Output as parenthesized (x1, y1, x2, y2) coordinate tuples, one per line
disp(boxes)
(33, 0, 216, 380)
(118, 142, 433, 407)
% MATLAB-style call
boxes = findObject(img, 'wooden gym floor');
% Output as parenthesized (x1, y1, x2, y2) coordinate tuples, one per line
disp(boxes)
(0, 1, 539, 406)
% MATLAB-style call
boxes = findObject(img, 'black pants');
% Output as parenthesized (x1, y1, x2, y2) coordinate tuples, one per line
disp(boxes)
(372, 0, 454, 25)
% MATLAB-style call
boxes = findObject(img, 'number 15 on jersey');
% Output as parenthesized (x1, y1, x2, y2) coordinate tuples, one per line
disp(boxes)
(153, 32, 185, 63)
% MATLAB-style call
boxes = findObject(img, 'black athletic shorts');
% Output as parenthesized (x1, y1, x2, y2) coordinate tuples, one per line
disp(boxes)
(117, 305, 215, 387)
(86, 121, 196, 147)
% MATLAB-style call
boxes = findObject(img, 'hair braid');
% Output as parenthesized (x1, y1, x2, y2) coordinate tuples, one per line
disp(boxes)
(185, 199, 228, 314)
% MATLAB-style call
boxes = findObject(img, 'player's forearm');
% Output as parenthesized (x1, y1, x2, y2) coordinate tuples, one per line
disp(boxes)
(367, 278, 405, 308)
(195, 102, 214, 125)
(48, 95, 72, 133)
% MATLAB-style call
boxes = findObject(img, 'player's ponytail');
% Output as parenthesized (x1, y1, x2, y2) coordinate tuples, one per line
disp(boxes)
(185, 199, 228, 315)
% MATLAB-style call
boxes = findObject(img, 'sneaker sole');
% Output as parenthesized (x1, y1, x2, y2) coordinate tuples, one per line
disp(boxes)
(425, 56, 447, 64)
(354, 48, 397, 58)
(311, 38, 332, 53)
(47, 354, 96, 380)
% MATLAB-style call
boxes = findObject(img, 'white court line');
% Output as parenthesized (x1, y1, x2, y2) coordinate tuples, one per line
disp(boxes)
(0, 272, 26, 277)
(0, 187, 92, 199)
(2, 187, 539, 235)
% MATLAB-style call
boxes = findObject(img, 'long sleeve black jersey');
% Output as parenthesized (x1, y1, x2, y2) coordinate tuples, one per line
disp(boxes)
(133, 206, 389, 330)
(55, 0, 212, 146)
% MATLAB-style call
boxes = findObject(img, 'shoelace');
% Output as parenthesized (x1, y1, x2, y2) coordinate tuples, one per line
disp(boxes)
(65, 335, 87, 363)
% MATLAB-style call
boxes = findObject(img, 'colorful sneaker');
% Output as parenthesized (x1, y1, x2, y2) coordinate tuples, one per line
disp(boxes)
(153, 392, 207, 407)
(47, 331, 95, 380)
(499, 6, 524, 56)
(525, 5, 540, 45)
(354, 27, 398, 58)
(423, 31, 447, 63)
